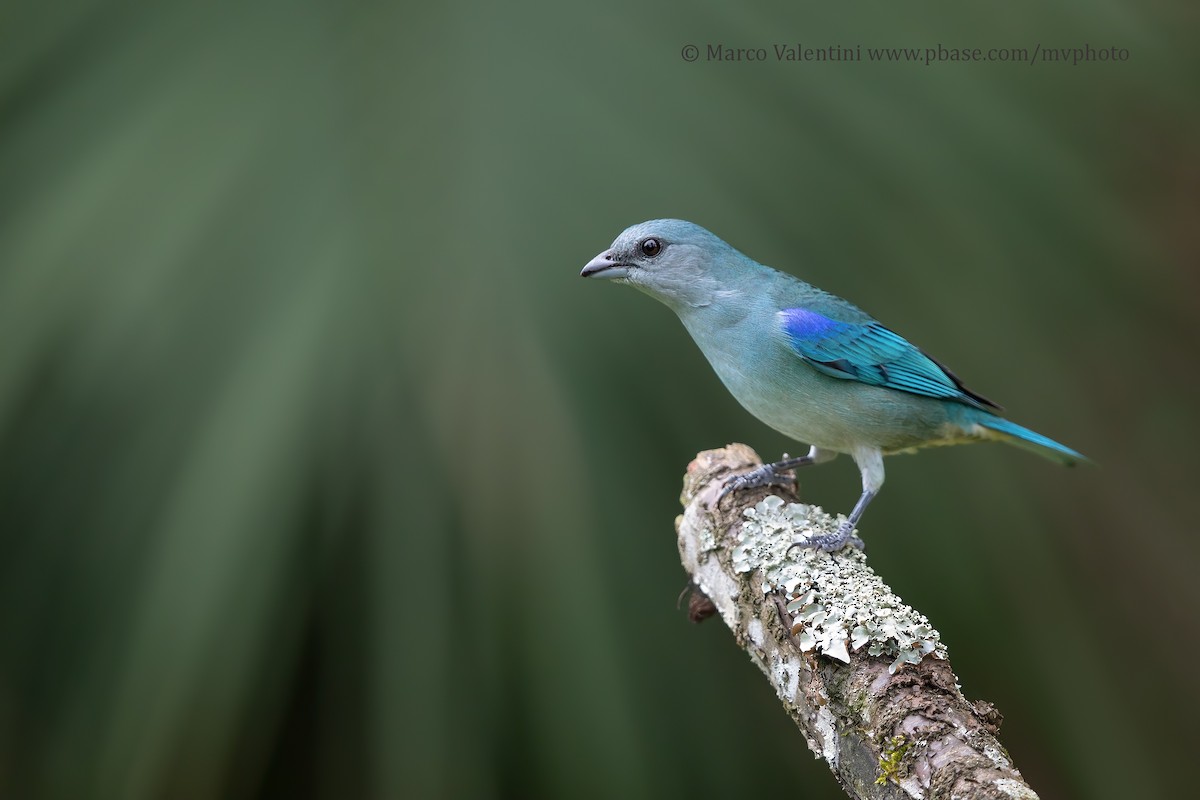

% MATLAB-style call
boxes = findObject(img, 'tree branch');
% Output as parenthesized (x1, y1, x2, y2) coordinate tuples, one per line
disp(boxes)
(676, 444, 1039, 800)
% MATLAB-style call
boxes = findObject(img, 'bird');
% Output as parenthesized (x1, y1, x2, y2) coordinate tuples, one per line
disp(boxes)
(581, 219, 1085, 551)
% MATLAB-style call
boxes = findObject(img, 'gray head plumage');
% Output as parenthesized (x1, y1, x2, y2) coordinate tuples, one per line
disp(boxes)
(580, 219, 758, 310)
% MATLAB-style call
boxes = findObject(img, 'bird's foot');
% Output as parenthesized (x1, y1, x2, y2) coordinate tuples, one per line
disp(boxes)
(717, 463, 796, 504)
(787, 520, 865, 554)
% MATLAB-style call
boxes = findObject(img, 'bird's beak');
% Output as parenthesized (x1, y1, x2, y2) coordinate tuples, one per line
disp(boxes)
(580, 251, 631, 280)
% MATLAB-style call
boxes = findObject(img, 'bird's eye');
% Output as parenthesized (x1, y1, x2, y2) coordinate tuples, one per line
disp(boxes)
(640, 238, 661, 257)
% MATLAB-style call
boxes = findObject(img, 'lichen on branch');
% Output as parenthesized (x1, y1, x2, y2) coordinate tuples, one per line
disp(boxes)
(676, 444, 1040, 800)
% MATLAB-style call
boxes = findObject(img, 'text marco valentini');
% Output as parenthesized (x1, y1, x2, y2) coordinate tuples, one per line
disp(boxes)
(705, 44, 860, 61)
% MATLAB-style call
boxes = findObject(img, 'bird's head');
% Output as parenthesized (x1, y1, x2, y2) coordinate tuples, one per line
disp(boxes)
(580, 219, 746, 310)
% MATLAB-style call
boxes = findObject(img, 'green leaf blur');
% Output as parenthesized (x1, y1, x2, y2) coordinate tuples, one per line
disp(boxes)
(1, 1, 1196, 798)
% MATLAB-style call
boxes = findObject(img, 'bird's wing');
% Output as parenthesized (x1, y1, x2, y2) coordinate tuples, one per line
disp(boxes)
(778, 308, 1001, 410)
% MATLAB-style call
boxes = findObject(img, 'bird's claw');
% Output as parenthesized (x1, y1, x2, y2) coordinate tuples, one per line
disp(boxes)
(717, 463, 796, 504)
(786, 521, 865, 555)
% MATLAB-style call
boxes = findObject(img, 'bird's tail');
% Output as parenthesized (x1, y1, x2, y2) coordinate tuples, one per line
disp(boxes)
(967, 412, 1088, 466)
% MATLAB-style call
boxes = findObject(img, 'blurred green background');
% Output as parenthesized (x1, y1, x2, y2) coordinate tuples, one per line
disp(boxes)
(1, 1, 1197, 798)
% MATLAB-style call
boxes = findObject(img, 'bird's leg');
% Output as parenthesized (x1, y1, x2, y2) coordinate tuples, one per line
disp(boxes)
(801, 490, 873, 551)
(718, 446, 835, 503)
(795, 447, 883, 552)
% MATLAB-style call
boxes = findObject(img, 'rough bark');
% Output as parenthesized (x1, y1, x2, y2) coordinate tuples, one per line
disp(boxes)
(676, 444, 1039, 800)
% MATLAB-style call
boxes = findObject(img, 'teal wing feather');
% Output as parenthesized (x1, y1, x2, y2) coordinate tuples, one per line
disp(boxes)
(778, 308, 1001, 411)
